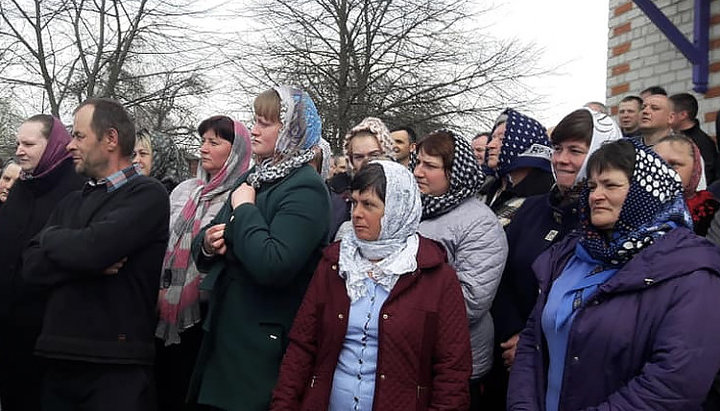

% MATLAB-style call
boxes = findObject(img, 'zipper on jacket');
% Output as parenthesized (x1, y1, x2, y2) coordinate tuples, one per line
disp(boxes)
(310, 375, 317, 388)
(417, 385, 428, 399)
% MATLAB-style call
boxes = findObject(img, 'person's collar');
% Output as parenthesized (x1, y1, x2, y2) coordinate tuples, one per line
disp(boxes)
(87, 163, 142, 192)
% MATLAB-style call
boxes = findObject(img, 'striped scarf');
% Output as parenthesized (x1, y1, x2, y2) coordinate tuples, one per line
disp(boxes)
(156, 121, 252, 345)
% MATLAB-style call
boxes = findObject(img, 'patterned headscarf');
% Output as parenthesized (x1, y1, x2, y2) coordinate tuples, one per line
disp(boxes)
(579, 139, 692, 266)
(318, 138, 332, 179)
(156, 120, 252, 345)
(494, 108, 552, 177)
(339, 160, 421, 302)
(143, 131, 189, 192)
(22, 116, 72, 180)
(414, 130, 485, 219)
(343, 117, 396, 174)
(246, 86, 321, 188)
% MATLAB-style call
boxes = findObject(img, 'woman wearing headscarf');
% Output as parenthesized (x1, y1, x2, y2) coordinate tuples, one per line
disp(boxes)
(155, 115, 252, 410)
(508, 139, 720, 410)
(329, 117, 397, 240)
(0, 115, 85, 411)
(411, 129, 507, 409)
(309, 138, 332, 179)
(271, 160, 471, 410)
(133, 129, 189, 193)
(483, 108, 554, 226)
(189, 86, 331, 410)
(654, 133, 719, 237)
(485, 109, 621, 409)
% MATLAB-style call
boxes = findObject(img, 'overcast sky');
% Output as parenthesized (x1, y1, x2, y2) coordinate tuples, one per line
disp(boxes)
(487, 0, 610, 127)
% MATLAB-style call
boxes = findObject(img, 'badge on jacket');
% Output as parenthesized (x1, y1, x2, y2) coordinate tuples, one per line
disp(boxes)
(544, 230, 558, 242)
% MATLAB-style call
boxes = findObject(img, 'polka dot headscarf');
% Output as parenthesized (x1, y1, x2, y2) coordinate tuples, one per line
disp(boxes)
(579, 138, 692, 266)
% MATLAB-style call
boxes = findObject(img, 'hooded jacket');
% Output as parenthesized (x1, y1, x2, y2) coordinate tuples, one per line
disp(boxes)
(508, 228, 720, 410)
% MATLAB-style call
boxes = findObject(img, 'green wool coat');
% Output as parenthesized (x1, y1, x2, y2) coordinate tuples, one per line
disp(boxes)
(190, 164, 331, 410)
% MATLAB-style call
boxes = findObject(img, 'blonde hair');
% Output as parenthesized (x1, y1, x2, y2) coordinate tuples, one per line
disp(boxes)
(253, 89, 281, 122)
(135, 131, 153, 154)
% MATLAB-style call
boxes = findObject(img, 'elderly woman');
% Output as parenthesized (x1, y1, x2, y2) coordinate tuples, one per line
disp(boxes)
(0, 161, 21, 204)
(0, 115, 85, 411)
(486, 109, 621, 408)
(190, 86, 331, 410)
(133, 129, 188, 192)
(155, 115, 252, 410)
(654, 133, 719, 236)
(271, 160, 471, 410)
(411, 129, 507, 409)
(508, 139, 720, 410)
(483, 109, 554, 226)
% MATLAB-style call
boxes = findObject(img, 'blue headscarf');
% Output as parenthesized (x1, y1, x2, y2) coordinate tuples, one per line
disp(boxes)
(579, 139, 692, 266)
(493, 108, 552, 177)
(247, 85, 322, 188)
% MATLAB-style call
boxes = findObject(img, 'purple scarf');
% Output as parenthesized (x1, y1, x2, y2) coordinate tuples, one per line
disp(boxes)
(23, 117, 72, 180)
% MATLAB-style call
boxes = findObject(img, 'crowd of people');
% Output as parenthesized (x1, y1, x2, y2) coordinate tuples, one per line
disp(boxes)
(1, 84, 720, 411)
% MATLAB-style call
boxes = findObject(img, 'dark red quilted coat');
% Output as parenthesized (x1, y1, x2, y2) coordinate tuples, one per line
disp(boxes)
(271, 236, 472, 411)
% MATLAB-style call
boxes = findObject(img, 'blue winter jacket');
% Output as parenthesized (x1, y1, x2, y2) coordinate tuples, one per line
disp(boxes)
(508, 227, 720, 410)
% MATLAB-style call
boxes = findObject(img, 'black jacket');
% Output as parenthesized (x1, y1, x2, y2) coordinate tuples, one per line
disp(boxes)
(683, 121, 719, 183)
(22, 174, 169, 365)
(0, 158, 85, 327)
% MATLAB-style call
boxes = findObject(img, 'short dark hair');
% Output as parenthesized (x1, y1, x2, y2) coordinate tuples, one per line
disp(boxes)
(641, 86, 667, 96)
(620, 95, 643, 106)
(76, 98, 136, 157)
(586, 139, 635, 182)
(25, 114, 54, 139)
(669, 93, 699, 119)
(198, 115, 235, 144)
(350, 162, 387, 203)
(416, 130, 455, 180)
(390, 125, 417, 144)
(551, 109, 593, 146)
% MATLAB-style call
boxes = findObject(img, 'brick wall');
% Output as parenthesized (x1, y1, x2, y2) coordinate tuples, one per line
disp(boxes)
(607, 0, 720, 136)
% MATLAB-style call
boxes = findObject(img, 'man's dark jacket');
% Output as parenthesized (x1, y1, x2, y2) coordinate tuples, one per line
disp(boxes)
(22, 174, 169, 365)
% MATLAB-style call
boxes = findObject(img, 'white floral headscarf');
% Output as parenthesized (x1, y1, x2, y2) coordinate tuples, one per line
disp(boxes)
(339, 160, 421, 302)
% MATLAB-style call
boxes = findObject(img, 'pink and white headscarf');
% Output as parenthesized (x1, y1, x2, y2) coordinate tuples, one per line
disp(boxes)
(156, 120, 252, 345)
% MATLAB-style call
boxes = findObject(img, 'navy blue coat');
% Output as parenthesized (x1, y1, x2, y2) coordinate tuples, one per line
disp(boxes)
(508, 228, 720, 410)
(491, 189, 580, 343)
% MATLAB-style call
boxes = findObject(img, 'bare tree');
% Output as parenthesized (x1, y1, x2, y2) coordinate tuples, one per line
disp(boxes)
(0, 0, 223, 139)
(0, 95, 23, 161)
(233, 0, 544, 150)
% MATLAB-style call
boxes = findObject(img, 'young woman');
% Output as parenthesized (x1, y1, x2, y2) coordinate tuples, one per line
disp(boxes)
(190, 86, 331, 410)
(271, 160, 471, 410)
(508, 139, 720, 410)
(412, 129, 507, 409)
